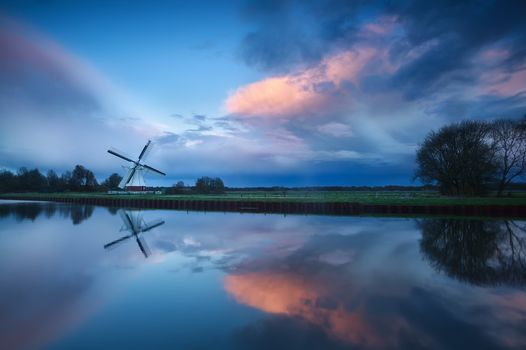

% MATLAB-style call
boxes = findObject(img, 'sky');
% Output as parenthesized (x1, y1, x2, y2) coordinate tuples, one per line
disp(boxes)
(0, 0, 525, 187)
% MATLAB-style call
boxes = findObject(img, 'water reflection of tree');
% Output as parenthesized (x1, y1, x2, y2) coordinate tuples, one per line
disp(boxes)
(0, 202, 94, 225)
(419, 219, 526, 286)
(69, 205, 95, 225)
(106, 206, 120, 215)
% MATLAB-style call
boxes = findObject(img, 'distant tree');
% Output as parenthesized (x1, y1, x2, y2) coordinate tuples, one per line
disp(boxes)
(46, 170, 60, 192)
(0, 170, 17, 193)
(101, 173, 123, 191)
(17, 167, 29, 191)
(60, 171, 72, 192)
(84, 170, 98, 191)
(415, 121, 496, 196)
(166, 181, 186, 194)
(195, 176, 225, 194)
(490, 119, 526, 196)
(70, 165, 84, 191)
(26, 169, 47, 192)
(14, 168, 46, 192)
(212, 177, 225, 194)
(70, 165, 98, 192)
(195, 177, 209, 193)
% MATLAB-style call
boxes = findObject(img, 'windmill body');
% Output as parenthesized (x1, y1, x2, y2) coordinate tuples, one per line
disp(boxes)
(123, 166, 146, 190)
(107, 140, 166, 192)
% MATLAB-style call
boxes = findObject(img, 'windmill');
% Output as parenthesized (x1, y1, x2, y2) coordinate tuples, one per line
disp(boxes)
(107, 140, 166, 191)
(104, 210, 165, 258)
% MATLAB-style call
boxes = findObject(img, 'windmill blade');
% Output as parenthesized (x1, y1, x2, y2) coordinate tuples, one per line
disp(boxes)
(136, 236, 151, 258)
(141, 142, 153, 161)
(141, 219, 165, 233)
(129, 211, 144, 232)
(120, 165, 138, 188)
(119, 210, 136, 232)
(142, 164, 166, 176)
(118, 169, 132, 189)
(138, 140, 153, 161)
(108, 148, 135, 163)
(104, 234, 133, 249)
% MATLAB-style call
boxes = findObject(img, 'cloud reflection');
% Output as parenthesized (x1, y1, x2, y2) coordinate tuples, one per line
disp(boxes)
(1, 202, 525, 349)
(224, 220, 526, 349)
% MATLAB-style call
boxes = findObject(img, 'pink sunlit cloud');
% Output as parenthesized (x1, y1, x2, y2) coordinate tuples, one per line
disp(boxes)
(226, 47, 385, 119)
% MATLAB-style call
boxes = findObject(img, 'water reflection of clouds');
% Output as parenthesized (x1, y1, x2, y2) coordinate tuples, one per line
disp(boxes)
(1, 201, 526, 350)
(223, 220, 526, 350)
(146, 214, 414, 274)
(0, 202, 137, 349)
(0, 210, 97, 349)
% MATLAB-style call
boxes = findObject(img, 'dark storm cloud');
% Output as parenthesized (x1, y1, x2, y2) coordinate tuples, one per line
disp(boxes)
(238, 0, 325, 72)
(239, 0, 526, 98)
(431, 92, 526, 121)
(239, 30, 323, 73)
(388, 0, 526, 98)
(238, 0, 377, 72)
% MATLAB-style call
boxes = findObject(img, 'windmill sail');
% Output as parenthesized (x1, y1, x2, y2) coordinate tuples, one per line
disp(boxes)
(104, 234, 133, 249)
(142, 219, 165, 232)
(107, 148, 134, 163)
(138, 140, 152, 161)
(119, 167, 135, 189)
(136, 236, 151, 258)
(143, 164, 166, 176)
(119, 210, 135, 231)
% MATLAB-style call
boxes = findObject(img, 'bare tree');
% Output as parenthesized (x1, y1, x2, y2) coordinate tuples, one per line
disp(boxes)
(415, 121, 496, 196)
(490, 119, 526, 196)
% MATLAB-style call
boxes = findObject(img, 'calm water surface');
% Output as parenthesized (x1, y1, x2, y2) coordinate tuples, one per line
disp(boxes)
(1, 200, 525, 350)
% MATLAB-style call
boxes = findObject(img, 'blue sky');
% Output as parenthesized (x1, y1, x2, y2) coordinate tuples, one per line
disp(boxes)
(0, 0, 525, 186)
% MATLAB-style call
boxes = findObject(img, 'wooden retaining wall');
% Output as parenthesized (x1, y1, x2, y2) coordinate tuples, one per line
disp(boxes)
(1, 195, 526, 218)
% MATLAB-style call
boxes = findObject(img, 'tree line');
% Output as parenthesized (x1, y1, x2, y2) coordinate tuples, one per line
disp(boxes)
(0, 166, 226, 195)
(415, 117, 526, 196)
(166, 176, 225, 194)
(0, 165, 122, 193)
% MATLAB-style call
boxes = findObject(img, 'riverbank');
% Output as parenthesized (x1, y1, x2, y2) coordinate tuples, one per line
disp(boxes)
(1, 192, 526, 218)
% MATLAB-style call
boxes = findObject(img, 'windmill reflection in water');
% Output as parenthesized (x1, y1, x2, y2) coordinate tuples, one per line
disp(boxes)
(104, 210, 165, 258)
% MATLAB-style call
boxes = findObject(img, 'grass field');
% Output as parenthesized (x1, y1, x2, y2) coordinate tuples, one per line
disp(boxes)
(2, 190, 526, 206)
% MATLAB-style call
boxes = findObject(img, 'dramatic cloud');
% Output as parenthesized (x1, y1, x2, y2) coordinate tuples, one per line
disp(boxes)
(227, 47, 384, 118)
(221, 0, 526, 184)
